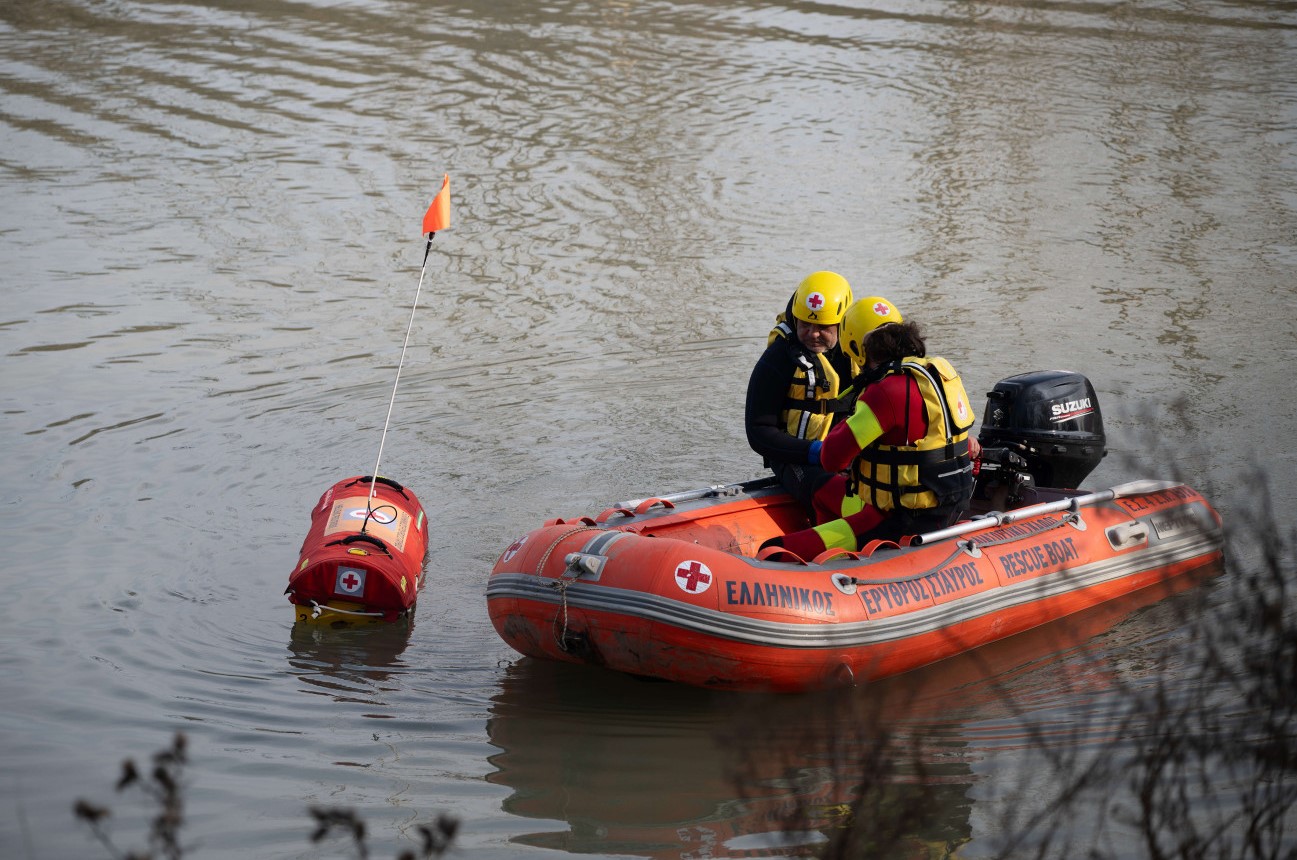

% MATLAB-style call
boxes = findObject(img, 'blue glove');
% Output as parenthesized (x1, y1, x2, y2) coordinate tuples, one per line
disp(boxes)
(808, 440, 822, 465)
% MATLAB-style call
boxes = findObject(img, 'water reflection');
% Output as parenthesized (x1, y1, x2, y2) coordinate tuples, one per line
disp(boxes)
(286, 621, 414, 709)
(484, 659, 980, 858)
(485, 660, 852, 858)
(484, 567, 1218, 858)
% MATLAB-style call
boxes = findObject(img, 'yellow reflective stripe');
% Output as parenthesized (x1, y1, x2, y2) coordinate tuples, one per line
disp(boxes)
(782, 352, 842, 441)
(841, 493, 865, 517)
(844, 400, 883, 448)
(813, 518, 858, 552)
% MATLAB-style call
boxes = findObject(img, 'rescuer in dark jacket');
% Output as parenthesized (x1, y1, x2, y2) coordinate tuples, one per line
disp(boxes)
(745, 273, 904, 519)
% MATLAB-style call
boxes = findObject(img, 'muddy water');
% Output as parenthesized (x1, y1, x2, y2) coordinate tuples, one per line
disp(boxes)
(1, 1, 1294, 857)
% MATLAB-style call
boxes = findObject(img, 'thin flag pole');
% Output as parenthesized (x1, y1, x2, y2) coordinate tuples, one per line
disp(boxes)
(365, 175, 451, 516)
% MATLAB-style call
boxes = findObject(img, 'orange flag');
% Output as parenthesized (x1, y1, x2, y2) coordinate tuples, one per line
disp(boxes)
(422, 174, 451, 234)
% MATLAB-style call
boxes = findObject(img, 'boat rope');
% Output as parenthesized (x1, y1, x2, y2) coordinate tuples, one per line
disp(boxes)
(363, 234, 436, 526)
(552, 579, 573, 651)
(847, 513, 1080, 587)
(534, 524, 606, 650)
(536, 525, 605, 577)
(959, 512, 1079, 553)
(302, 599, 385, 619)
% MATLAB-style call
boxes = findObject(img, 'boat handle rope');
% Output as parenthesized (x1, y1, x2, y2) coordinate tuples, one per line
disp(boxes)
(957, 512, 1081, 556)
(535, 525, 612, 652)
(300, 598, 385, 620)
(842, 544, 968, 587)
(324, 533, 393, 557)
(552, 580, 574, 651)
(536, 525, 606, 578)
(844, 513, 1079, 588)
(345, 475, 410, 500)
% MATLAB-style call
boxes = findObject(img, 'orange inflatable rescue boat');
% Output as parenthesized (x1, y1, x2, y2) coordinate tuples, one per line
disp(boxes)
(487, 371, 1224, 692)
(287, 475, 428, 625)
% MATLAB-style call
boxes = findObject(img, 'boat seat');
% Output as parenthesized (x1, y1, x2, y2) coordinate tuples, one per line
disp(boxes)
(755, 545, 808, 564)
(860, 539, 902, 556)
(810, 547, 863, 564)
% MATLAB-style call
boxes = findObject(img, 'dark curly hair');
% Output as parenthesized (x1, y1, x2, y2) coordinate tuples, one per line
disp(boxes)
(863, 321, 926, 365)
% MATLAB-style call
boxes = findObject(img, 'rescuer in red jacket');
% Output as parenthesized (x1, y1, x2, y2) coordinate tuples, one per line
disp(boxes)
(763, 314, 979, 559)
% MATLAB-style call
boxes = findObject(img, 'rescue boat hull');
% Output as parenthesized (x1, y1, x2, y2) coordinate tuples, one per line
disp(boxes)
(487, 478, 1222, 692)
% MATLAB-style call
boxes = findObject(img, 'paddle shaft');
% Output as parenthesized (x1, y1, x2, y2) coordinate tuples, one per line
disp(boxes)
(911, 479, 1182, 545)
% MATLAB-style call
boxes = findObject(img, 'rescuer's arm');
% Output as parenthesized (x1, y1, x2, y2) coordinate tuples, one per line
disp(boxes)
(820, 399, 882, 472)
(820, 375, 911, 471)
(744, 347, 817, 465)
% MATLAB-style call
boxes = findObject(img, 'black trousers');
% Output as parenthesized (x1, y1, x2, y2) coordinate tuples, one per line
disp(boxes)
(771, 460, 837, 521)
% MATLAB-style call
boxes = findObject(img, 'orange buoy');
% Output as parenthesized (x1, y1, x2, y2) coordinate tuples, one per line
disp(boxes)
(286, 475, 428, 625)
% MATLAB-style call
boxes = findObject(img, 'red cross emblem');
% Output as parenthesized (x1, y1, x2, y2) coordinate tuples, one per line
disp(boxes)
(674, 560, 713, 594)
(502, 535, 527, 563)
(806, 292, 825, 311)
(335, 567, 365, 595)
(873, 301, 891, 316)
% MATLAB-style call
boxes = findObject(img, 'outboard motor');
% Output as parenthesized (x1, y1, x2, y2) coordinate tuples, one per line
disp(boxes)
(977, 370, 1107, 490)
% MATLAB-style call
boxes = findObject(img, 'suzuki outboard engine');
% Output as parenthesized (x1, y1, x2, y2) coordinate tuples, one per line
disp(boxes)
(977, 370, 1107, 490)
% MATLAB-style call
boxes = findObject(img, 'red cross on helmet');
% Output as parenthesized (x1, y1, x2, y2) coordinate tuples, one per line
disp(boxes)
(791, 271, 852, 325)
(842, 296, 903, 364)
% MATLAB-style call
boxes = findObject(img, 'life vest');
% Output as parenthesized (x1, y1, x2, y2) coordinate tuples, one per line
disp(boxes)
(768, 316, 859, 441)
(851, 356, 975, 512)
(766, 316, 794, 348)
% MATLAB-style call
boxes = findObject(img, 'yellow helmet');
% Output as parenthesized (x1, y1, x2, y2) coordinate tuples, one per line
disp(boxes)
(841, 296, 903, 364)
(791, 271, 853, 326)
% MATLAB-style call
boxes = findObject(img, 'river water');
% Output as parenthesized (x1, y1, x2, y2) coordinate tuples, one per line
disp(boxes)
(2, 1, 1294, 858)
